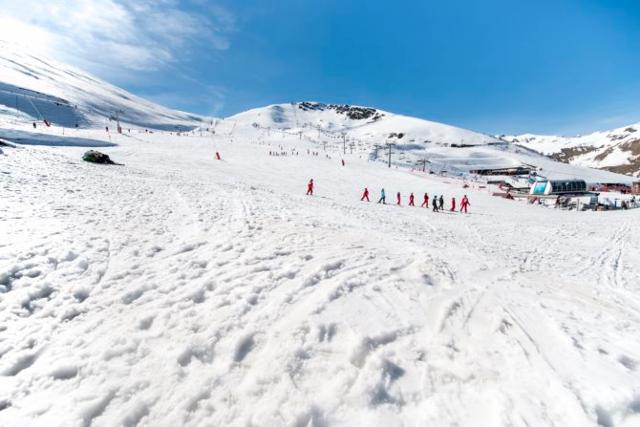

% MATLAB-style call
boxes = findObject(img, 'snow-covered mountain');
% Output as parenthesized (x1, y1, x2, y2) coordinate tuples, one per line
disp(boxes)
(501, 123, 640, 177)
(216, 102, 633, 183)
(229, 101, 500, 147)
(0, 41, 206, 130)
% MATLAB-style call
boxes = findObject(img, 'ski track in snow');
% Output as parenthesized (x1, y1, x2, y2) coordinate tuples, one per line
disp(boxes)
(0, 129, 639, 427)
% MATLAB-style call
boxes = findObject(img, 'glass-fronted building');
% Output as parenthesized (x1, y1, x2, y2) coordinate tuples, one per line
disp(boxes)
(530, 180, 587, 195)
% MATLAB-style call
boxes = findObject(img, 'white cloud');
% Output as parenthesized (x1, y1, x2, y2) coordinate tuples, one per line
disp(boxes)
(0, 0, 234, 75)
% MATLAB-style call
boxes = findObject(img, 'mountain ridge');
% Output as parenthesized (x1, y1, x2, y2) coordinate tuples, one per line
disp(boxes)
(501, 122, 640, 177)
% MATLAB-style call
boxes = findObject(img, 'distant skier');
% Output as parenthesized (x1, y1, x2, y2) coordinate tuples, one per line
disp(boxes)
(460, 195, 470, 213)
(341, 159, 345, 166)
(215, 152, 221, 160)
(396, 192, 401, 206)
(361, 187, 370, 202)
(32, 122, 36, 129)
(306, 179, 314, 196)
(377, 188, 386, 204)
(409, 192, 415, 206)
(432, 195, 439, 212)
(439, 195, 444, 210)
(105, 126, 109, 132)
(450, 197, 456, 212)
(421, 193, 429, 208)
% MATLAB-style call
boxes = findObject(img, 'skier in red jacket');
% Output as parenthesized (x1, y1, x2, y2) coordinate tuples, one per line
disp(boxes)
(409, 192, 415, 206)
(450, 197, 456, 212)
(421, 193, 429, 208)
(460, 195, 470, 213)
(306, 179, 314, 195)
(396, 192, 401, 206)
(361, 187, 370, 201)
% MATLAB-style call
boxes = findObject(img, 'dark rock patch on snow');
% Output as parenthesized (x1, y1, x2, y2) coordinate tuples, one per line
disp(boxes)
(82, 150, 121, 165)
(298, 102, 384, 121)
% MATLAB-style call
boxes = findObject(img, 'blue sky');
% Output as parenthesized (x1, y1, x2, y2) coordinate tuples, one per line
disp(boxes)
(2, 0, 640, 134)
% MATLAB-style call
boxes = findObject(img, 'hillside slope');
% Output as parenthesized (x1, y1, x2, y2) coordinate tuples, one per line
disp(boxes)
(229, 101, 500, 147)
(0, 41, 205, 130)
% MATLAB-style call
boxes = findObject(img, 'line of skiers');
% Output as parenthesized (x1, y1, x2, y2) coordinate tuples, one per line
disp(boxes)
(362, 188, 469, 212)
(308, 180, 470, 213)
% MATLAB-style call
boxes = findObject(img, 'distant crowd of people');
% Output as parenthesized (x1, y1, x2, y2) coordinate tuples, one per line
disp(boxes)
(306, 180, 471, 213)
(268, 147, 332, 157)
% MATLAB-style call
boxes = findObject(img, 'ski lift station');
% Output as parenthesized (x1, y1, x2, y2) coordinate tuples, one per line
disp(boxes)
(529, 179, 587, 196)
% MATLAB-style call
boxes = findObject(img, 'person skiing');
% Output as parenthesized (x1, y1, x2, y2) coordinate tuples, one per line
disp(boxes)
(421, 193, 429, 208)
(215, 152, 221, 160)
(377, 188, 386, 204)
(439, 195, 444, 210)
(460, 195, 470, 213)
(306, 179, 314, 196)
(450, 197, 456, 212)
(361, 187, 370, 202)
(409, 192, 415, 206)
(396, 192, 402, 206)
(432, 195, 439, 212)
(341, 159, 345, 166)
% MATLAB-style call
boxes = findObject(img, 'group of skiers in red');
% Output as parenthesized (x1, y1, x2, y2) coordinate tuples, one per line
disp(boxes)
(307, 179, 470, 213)
(360, 188, 470, 213)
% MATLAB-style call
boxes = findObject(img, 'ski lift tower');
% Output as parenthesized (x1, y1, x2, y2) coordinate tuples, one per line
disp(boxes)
(385, 136, 396, 168)
(417, 157, 430, 172)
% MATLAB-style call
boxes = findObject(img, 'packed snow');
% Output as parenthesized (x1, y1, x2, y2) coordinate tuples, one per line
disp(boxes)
(1, 118, 640, 427)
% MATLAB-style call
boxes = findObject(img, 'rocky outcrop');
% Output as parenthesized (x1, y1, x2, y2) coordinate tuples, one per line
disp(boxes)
(298, 102, 384, 121)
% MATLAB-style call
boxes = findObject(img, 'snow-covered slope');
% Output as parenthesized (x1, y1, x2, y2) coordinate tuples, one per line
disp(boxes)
(0, 41, 206, 130)
(502, 122, 640, 177)
(1, 124, 640, 427)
